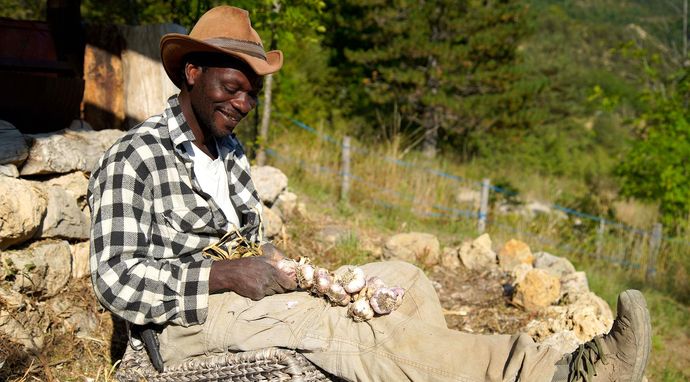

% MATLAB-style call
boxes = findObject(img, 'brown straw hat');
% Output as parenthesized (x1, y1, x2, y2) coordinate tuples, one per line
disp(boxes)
(160, 6, 283, 87)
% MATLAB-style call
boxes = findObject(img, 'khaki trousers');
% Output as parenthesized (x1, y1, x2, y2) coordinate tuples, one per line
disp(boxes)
(159, 261, 562, 381)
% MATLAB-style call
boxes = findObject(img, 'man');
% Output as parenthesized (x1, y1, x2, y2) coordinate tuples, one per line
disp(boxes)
(88, 6, 651, 381)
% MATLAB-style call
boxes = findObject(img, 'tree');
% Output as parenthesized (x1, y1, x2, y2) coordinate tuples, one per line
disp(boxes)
(325, 0, 528, 158)
(616, 70, 690, 227)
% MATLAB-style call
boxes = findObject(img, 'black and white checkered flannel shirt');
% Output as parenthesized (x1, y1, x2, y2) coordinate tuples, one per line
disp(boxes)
(87, 95, 263, 326)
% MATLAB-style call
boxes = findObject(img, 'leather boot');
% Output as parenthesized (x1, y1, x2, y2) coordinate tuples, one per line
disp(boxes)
(551, 289, 651, 382)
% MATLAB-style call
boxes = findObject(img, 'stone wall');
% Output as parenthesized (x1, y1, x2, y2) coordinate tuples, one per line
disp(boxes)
(0, 119, 298, 353)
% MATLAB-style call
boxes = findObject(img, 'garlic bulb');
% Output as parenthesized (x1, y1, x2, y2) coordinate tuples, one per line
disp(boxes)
(276, 258, 298, 284)
(313, 268, 333, 295)
(369, 287, 406, 315)
(340, 267, 366, 294)
(326, 282, 350, 306)
(296, 263, 315, 289)
(365, 276, 386, 299)
(348, 297, 375, 322)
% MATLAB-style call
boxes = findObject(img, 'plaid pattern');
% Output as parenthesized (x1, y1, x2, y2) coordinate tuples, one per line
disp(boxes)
(87, 95, 263, 326)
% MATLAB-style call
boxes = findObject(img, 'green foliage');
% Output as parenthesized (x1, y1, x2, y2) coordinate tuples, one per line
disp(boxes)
(324, 0, 529, 152)
(0, 0, 44, 20)
(616, 76, 690, 225)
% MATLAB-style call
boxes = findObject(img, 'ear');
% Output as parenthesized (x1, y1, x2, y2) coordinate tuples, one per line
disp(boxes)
(184, 63, 203, 86)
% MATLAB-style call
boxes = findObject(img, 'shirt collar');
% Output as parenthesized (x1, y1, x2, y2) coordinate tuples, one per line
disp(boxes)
(165, 94, 197, 149)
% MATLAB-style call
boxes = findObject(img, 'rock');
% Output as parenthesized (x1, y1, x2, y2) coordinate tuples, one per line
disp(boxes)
(251, 166, 288, 205)
(512, 268, 561, 312)
(4, 240, 72, 297)
(498, 239, 534, 272)
(511, 263, 534, 285)
(262, 206, 283, 239)
(66, 309, 100, 337)
(296, 202, 308, 216)
(20, 128, 124, 176)
(0, 164, 19, 177)
(560, 271, 589, 298)
(383, 232, 440, 267)
(534, 251, 576, 278)
(526, 201, 552, 215)
(458, 233, 497, 270)
(0, 302, 48, 351)
(34, 185, 90, 240)
(317, 225, 352, 245)
(440, 247, 461, 270)
(539, 331, 580, 356)
(0, 177, 47, 249)
(70, 241, 91, 279)
(0, 120, 29, 165)
(526, 292, 613, 345)
(273, 191, 298, 219)
(566, 292, 613, 341)
(44, 171, 89, 206)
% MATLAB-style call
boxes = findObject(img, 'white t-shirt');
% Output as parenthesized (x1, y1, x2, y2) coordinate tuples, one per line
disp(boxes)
(183, 140, 241, 230)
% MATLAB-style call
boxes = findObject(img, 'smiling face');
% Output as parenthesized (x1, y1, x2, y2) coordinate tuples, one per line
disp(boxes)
(184, 56, 262, 139)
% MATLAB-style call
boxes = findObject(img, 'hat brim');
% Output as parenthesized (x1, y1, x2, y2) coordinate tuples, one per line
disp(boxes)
(160, 33, 283, 87)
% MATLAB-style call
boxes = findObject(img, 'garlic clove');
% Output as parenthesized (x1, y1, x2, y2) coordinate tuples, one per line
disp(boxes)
(348, 297, 375, 322)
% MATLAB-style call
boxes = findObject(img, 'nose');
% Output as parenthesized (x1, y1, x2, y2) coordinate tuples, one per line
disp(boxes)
(231, 93, 256, 115)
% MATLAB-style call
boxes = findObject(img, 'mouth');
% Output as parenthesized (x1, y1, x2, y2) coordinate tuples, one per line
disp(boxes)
(216, 107, 242, 125)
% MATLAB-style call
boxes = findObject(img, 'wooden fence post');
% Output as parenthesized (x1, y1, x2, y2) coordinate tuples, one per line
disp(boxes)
(477, 178, 490, 234)
(341, 135, 351, 202)
(646, 223, 663, 281)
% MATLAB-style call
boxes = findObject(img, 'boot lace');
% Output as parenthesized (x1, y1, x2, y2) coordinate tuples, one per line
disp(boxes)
(568, 336, 608, 382)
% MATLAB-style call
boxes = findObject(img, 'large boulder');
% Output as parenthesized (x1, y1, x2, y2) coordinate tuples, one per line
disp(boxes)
(251, 166, 288, 206)
(533, 251, 576, 278)
(20, 126, 124, 176)
(498, 239, 534, 272)
(34, 185, 90, 240)
(383, 232, 440, 267)
(0, 177, 47, 249)
(0, 120, 29, 166)
(3, 240, 72, 297)
(512, 268, 561, 312)
(459, 233, 497, 270)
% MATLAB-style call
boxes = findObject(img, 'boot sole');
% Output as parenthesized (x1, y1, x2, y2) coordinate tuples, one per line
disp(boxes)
(620, 290, 652, 382)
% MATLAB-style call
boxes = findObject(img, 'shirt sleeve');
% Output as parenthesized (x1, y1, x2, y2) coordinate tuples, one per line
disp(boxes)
(88, 159, 213, 327)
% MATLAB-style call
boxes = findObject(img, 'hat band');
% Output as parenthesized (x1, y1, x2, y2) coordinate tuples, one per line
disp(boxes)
(204, 37, 267, 61)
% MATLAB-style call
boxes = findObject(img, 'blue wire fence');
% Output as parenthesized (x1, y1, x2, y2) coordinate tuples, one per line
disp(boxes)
(267, 116, 690, 280)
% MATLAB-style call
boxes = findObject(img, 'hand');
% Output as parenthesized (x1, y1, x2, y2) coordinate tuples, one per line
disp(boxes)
(209, 252, 297, 300)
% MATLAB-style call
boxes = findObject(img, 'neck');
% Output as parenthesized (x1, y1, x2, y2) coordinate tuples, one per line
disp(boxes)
(178, 91, 218, 159)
